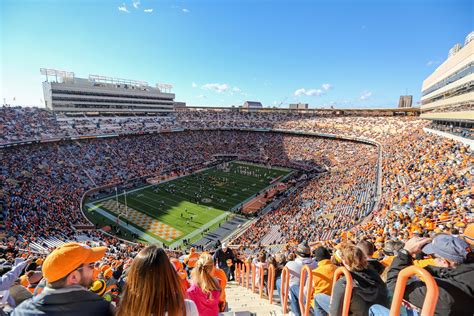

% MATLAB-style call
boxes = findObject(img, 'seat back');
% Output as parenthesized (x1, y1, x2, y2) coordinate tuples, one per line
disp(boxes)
(330, 267, 353, 316)
(389, 266, 439, 316)
(280, 266, 290, 314)
(298, 265, 313, 316)
(267, 264, 276, 304)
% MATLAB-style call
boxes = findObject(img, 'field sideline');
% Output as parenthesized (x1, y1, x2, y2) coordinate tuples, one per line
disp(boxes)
(87, 161, 293, 245)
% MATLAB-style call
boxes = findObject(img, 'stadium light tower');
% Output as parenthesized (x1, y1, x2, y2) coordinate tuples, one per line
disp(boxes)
(40, 68, 75, 82)
(157, 83, 173, 93)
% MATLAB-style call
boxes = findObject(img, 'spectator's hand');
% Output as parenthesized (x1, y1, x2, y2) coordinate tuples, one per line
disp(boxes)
(403, 237, 431, 256)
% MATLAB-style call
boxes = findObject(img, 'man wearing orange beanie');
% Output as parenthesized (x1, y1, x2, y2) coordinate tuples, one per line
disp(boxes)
(12, 243, 114, 316)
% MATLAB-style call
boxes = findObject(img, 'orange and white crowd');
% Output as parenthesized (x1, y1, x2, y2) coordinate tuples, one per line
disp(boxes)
(0, 106, 473, 315)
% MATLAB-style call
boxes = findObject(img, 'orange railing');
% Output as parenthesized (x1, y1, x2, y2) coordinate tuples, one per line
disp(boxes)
(251, 263, 257, 293)
(298, 265, 313, 316)
(331, 267, 353, 316)
(267, 264, 276, 304)
(280, 266, 290, 314)
(389, 266, 439, 316)
(235, 263, 241, 284)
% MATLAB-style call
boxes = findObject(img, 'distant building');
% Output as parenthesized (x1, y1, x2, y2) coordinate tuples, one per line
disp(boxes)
(243, 101, 263, 109)
(41, 68, 176, 114)
(398, 96, 413, 108)
(173, 102, 186, 109)
(420, 31, 473, 123)
(289, 103, 309, 109)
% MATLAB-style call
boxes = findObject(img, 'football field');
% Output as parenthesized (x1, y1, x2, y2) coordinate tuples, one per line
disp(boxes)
(86, 161, 293, 246)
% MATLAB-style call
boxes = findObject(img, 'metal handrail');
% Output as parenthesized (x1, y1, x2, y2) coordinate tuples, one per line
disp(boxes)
(331, 267, 353, 316)
(389, 266, 439, 316)
(251, 263, 257, 293)
(267, 264, 276, 304)
(298, 265, 313, 316)
(280, 266, 290, 314)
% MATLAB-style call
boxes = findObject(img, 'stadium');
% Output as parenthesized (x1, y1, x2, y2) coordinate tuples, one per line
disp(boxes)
(1, 2, 474, 316)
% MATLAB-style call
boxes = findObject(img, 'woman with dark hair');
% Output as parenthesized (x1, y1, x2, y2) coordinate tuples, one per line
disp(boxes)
(116, 245, 198, 316)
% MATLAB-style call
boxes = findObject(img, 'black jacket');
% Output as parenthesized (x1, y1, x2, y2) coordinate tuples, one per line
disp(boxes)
(213, 248, 235, 269)
(330, 268, 389, 316)
(386, 251, 474, 316)
(11, 285, 114, 316)
(367, 259, 385, 275)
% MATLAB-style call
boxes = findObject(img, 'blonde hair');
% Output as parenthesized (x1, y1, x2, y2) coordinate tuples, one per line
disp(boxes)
(191, 253, 220, 297)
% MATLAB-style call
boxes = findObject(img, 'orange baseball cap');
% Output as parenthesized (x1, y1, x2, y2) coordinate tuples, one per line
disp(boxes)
(42, 243, 107, 283)
(464, 223, 474, 246)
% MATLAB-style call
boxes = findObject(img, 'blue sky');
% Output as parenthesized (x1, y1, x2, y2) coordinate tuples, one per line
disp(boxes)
(1, 0, 472, 108)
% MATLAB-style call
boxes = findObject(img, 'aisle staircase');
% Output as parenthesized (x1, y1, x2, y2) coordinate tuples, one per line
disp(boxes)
(226, 282, 284, 315)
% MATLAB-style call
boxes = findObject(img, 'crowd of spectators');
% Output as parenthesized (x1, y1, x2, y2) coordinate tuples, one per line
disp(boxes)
(0, 106, 65, 144)
(2, 128, 368, 254)
(0, 106, 473, 315)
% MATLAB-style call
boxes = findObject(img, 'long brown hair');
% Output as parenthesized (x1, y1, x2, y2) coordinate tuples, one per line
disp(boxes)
(340, 244, 368, 271)
(117, 245, 185, 316)
(191, 253, 220, 298)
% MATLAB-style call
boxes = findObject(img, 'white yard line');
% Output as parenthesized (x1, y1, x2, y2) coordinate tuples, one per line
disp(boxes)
(169, 211, 229, 249)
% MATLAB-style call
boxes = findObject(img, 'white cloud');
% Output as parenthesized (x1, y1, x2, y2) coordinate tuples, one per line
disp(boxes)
(232, 86, 241, 93)
(306, 89, 324, 96)
(144, 8, 153, 13)
(132, 0, 140, 9)
(294, 88, 323, 97)
(182, 8, 190, 13)
(322, 83, 332, 91)
(197, 94, 206, 99)
(202, 83, 229, 93)
(360, 91, 373, 100)
(294, 88, 306, 96)
(294, 83, 333, 97)
(118, 4, 130, 13)
(192, 82, 197, 88)
(426, 60, 439, 66)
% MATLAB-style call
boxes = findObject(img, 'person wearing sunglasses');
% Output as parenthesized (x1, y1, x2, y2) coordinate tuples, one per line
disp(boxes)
(12, 243, 114, 316)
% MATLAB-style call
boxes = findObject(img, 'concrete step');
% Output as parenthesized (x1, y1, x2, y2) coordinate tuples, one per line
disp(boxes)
(226, 282, 285, 316)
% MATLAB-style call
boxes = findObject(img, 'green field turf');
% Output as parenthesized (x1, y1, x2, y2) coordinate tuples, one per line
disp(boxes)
(87, 161, 292, 246)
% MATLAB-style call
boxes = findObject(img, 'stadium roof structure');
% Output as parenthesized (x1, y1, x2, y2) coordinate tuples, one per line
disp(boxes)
(176, 106, 420, 115)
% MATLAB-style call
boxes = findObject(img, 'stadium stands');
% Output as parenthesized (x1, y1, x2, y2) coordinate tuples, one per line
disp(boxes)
(1, 106, 472, 315)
